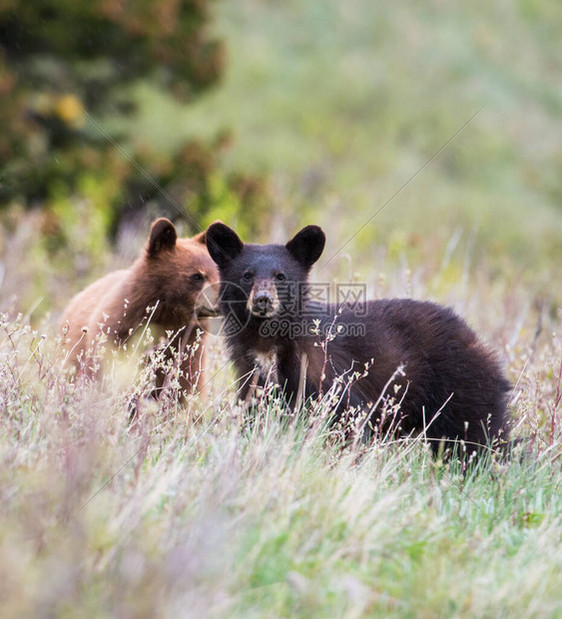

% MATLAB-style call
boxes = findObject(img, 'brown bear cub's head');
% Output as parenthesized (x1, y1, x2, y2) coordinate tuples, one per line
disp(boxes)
(141, 218, 220, 328)
(205, 221, 325, 329)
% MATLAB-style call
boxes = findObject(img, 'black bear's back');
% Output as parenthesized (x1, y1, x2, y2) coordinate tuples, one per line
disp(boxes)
(338, 299, 510, 449)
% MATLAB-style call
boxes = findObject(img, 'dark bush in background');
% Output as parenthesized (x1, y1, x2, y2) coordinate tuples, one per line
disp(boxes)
(0, 0, 267, 256)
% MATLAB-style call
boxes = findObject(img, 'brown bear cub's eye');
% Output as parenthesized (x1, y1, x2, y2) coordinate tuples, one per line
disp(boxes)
(242, 271, 254, 282)
(275, 272, 286, 282)
(191, 273, 205, 283)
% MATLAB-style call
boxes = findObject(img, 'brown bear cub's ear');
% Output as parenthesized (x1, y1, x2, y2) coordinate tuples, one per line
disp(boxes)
(205, 222, 244, 269)
(192, 221, 224, 245)
(286, 225, 326, 269)
(147, 218, 177, 257)
(191, 230, 207, 245)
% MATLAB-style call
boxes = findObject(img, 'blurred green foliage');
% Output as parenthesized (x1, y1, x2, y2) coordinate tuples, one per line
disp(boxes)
(160, 0, 562, 276)
(0, 0, 268, 259)
(1, 0, 562, 314)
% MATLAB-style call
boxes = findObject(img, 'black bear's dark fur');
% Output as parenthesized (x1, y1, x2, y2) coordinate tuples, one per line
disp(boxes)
(206, 222, 511, 453)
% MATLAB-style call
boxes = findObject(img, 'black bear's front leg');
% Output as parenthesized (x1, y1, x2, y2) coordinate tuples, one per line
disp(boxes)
(233, 354, 264, 404)
(276, 348, 312, 412)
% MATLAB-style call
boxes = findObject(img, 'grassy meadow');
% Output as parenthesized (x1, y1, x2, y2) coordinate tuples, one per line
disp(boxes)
(1, 0, 562, 617)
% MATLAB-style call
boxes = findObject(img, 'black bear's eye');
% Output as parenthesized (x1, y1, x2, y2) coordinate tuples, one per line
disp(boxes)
(191, 272, 204, 283)
(275, 272, 286, 282)
(242, 271, 254, 282)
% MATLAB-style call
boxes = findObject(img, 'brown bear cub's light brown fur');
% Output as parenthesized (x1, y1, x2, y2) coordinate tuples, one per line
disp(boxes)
(60, 218, 219, 397)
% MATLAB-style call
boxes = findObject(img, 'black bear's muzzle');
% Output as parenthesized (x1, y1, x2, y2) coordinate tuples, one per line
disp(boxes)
(251, 292, 275, 317)
(247, 282, 280, 318)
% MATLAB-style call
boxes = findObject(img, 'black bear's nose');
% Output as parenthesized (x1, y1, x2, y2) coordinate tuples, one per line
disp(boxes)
(254, 292, 273, 312)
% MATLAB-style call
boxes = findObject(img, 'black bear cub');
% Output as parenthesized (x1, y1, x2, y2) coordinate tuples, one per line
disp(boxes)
(206, 222, 511, 453)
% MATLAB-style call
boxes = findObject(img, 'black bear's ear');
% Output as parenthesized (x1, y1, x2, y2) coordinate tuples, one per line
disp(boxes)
(147, 218, 177, 257)
(285, 225, 325, 269)
(205, 222, 244, 268)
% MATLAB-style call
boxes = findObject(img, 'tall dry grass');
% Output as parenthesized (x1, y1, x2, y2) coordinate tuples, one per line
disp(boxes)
(0, 237, 560, 617)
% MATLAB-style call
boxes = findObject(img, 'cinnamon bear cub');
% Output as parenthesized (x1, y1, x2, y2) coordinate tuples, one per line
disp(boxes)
(60, 218, 219, 396)
(206, 222, 511, 453)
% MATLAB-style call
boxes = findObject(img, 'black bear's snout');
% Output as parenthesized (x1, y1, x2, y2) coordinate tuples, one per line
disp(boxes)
(254, 292, 273, 312)
(253, 292, 273, 316)
(248, 283, 280, 318)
